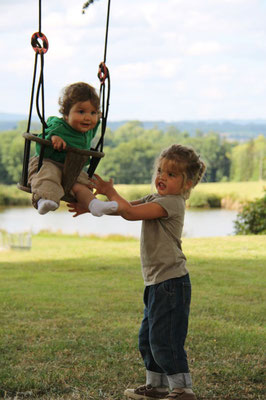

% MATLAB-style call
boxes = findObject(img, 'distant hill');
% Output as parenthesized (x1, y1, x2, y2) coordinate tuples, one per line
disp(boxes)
(1, 112, 266, 141)
(0, 113, 28, 131)
(107, 120, 266, 141)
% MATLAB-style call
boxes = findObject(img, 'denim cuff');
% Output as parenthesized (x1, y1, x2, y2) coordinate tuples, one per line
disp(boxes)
(146, 370, 169, 387)
(167, 372, 192, 389)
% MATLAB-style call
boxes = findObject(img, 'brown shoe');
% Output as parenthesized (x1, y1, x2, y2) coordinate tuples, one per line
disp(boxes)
(124, 384, 169, 400)
(161, 388, 197, 400)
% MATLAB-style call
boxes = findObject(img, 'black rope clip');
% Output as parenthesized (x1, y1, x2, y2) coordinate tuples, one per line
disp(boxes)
(31, 32, 49, 54)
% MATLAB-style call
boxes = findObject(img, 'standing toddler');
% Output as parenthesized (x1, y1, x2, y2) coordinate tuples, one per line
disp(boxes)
(69, 144, 206, 400)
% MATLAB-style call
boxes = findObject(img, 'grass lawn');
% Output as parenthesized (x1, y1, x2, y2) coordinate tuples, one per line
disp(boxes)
(0, 234, 265, 399)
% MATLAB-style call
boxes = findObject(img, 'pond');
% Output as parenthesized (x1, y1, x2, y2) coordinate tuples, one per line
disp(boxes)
(0, 206, 238, 238)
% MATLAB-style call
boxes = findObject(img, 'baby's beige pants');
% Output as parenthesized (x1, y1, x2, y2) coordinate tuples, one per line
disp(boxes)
(28, 156, 91, 208)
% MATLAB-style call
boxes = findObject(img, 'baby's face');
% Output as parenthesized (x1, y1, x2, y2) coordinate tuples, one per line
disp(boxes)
(65, 100, 99, 133)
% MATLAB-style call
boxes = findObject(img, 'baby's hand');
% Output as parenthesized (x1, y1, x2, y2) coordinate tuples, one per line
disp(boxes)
(51, 135, 67, 150)
(67, 202, 89, 217)
(89, 174, 114, 196)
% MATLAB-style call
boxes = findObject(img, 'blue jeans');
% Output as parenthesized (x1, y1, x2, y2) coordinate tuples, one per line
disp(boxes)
(139, 274, 191, 376)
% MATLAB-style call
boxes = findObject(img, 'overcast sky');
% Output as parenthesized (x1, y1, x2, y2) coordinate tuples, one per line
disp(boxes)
(1, 0, 266, 121)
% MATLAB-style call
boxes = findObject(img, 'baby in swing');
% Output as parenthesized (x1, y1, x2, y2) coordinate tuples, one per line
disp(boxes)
(28, 82, 118, 216)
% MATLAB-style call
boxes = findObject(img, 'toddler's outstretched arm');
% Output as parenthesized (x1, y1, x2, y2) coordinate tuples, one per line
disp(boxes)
(70, 181, 118, 217)
(90, 174, 132, 213)
(68, 174, 167, 221)
(88, 174, 167, 221)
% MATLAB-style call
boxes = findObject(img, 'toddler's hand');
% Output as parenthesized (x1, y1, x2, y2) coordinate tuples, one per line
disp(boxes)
(67, 202, 89, 217)
(89, 174, 114, 196)
(51, 135, 67, 150)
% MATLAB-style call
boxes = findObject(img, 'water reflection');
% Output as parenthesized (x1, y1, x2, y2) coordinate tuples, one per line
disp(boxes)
(0, 206, 238, 238)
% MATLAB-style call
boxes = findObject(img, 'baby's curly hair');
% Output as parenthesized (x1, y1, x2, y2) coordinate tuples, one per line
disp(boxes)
(58, 82, 100, 116)
(154, 144, 206, 199)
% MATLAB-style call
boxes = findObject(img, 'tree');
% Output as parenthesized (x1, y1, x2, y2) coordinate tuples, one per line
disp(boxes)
(230, 136, 266, 181)
(111, 121, 146, 147)
(95, 126, 234, 184)
(82, 1, 99, 13)
(97, 139, 162, 184)
(0, 121, 38, 185)
(3, 119, 265, 185)
(183, 132, 231, 182)
(234, 192, 266, 235)
(0, 130, 25, 184)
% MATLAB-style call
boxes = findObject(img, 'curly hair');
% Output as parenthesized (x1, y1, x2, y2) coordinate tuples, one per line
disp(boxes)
(154, 144, 206, 199)
(58, 82, 100, 116)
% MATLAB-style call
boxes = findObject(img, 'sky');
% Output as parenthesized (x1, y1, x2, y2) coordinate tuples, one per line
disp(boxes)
(1, 0, 266, 122)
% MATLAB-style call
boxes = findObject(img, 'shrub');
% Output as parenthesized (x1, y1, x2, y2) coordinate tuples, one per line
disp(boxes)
(0, 185, 31, 206)
(234, 192, 266, 235)
(187, 192, 221, 208)
(187, 192, 209, 208)
(206, 194, 221, 208)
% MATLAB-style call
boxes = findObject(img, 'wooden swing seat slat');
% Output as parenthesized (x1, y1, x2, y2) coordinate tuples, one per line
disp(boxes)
(19, 132, 105, 202)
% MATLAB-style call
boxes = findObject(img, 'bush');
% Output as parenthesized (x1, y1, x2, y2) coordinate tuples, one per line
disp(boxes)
(0, 185, 31, 206)
(234, 192, 266, 235)
(206, 193, 221, 208)
(187, 192, 221, 208)
(187, 192, 209, 208)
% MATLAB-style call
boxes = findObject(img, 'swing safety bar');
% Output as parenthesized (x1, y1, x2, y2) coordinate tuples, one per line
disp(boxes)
(22, 133, 104, 159)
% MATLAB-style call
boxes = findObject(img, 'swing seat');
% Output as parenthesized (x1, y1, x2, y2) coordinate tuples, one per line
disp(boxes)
(17, 132, 104, 203)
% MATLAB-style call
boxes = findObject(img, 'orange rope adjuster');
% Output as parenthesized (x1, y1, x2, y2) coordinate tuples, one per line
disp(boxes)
(98, 61, 109, 84)
(31, 32, 49, 54)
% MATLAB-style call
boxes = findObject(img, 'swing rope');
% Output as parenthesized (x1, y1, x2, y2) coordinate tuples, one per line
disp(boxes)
(87, 0, 111, 177)
(21, 0, 111, 186)
(22, 0, 48, 186)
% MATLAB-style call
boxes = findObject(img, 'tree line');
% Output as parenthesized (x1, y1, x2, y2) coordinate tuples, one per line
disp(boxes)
(0, 120, 265, 185)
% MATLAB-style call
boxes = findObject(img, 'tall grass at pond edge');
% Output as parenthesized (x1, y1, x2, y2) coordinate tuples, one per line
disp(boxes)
(0, 180, 265, 209)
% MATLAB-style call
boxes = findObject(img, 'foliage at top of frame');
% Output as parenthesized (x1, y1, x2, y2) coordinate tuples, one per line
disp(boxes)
(82, 0, 100, 14)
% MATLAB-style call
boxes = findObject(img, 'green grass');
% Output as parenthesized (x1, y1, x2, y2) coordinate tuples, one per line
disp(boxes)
(0, 234, 265, 399)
